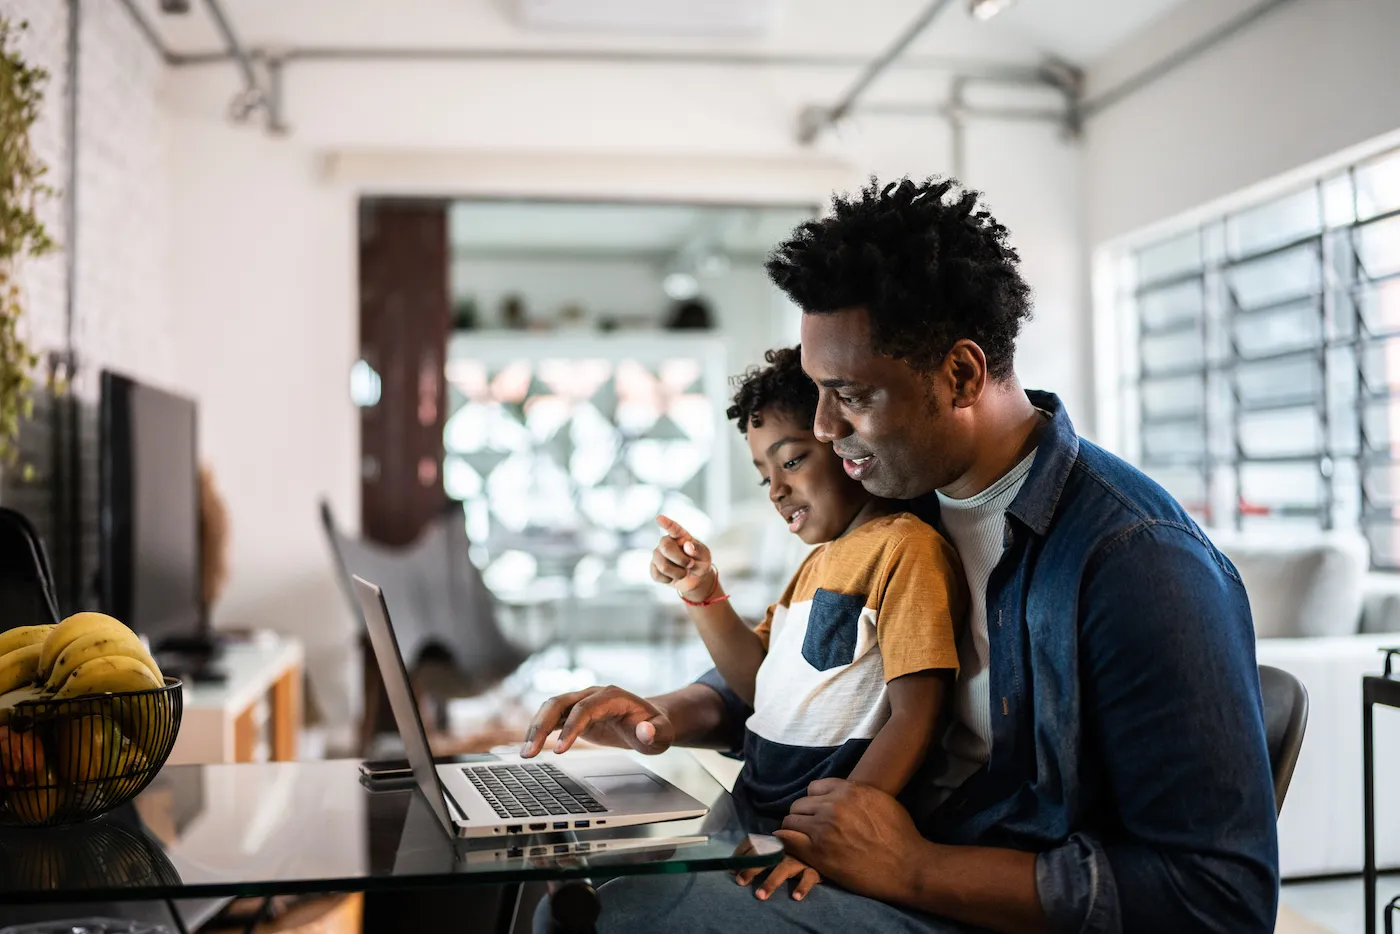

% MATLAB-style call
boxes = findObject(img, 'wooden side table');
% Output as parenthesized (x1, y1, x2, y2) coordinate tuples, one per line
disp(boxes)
(168, 633, 305, 765)
(1364, 647, 1400, 934)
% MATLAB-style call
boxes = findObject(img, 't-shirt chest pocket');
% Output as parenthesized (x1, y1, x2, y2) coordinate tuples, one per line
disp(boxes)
(802, 588, 868, 671)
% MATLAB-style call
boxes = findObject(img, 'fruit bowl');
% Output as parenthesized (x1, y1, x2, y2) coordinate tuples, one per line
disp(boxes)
(0, 679, 183, 827)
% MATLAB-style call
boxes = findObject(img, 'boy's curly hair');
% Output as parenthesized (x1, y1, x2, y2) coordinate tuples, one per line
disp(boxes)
(726, 346, 817, 436)
(765, 177, 1032, 378)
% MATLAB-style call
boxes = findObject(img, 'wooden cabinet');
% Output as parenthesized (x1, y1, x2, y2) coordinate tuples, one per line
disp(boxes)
(168, 635, 304, 765)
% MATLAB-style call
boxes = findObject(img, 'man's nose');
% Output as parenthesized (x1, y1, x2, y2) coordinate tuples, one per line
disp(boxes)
(812, 393, 849, 444)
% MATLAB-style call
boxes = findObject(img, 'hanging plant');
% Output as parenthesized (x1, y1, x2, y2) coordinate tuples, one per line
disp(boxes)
(0, 16, 54, 468)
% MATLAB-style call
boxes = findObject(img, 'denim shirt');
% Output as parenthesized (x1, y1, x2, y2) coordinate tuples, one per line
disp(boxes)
(698, 391, 1279, 933)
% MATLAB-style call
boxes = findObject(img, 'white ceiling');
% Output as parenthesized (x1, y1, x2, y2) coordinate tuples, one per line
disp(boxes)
(448, 201, 815, 257)
(133, 0, 1193, 68)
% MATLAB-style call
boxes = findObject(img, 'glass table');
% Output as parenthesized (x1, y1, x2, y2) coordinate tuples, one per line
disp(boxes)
(0, 749, 782, 933)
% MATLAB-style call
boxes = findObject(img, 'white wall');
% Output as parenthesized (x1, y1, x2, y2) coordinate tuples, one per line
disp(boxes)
(167, 118, 359, 739)
(159, 44, 1083, 745)
(1084, 0, 1400, 245)
(0, 0, 175, 390)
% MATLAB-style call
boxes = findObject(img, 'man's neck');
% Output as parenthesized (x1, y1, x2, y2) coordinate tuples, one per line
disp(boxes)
(939, 379, 1044, 501)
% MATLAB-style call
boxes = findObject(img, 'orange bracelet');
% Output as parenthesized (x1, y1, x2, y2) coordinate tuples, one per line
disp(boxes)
(681, 571, 730, 607)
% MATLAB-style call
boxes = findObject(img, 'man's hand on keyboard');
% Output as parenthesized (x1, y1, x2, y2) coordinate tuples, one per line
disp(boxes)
(520, 685, 675, 757)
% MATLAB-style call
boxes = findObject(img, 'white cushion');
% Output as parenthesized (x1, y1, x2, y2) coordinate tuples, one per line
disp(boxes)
(1204, 529, 1368, 639)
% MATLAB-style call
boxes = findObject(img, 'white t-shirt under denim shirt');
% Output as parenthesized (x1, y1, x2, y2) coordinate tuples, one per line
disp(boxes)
(931, 446, 1037, 792)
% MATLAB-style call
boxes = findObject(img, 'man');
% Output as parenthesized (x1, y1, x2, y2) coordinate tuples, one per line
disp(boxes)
(522, 178, 1279, 933)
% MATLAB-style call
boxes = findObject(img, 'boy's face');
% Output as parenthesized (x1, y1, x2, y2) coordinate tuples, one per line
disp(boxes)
(746, 407, 875, 545)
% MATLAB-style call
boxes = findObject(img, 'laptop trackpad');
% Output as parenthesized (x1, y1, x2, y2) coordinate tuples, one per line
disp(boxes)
(587, 773, 668, 800)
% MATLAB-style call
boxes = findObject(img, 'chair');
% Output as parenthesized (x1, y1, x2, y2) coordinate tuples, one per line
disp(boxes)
(320, 500, 533, 753)
(1259, 664, 1309, 815)
(0, 506, 61, 628)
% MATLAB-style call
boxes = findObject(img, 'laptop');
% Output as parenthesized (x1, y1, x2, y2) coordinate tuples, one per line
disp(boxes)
(353, 575, 709, 840)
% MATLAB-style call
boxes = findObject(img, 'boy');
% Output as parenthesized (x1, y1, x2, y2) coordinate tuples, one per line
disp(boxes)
(650, 346, 967, 901)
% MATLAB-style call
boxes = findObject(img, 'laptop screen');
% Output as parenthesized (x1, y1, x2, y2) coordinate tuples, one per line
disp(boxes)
(353, 575, 458, 836)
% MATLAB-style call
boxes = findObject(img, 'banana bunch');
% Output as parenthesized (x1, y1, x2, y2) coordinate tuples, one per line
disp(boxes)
(41, 614, 164, 698)
(0, 614, 164, 713)
(0, 626, 54, 697)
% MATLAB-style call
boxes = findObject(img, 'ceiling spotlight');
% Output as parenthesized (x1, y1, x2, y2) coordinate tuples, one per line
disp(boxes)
(968, 0, 1015, 21)
(159, 0, 192, 12)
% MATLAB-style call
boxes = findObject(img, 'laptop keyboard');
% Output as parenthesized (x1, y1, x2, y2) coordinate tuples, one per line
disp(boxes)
(465, 763, 608, 820)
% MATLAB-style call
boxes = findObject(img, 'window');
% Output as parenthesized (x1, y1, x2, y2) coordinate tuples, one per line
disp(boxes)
(442, 333, 729, 592)
(1124, 145, 1400, 566)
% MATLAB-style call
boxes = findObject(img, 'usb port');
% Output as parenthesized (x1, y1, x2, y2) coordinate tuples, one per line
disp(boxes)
(529, 822, 547, 831)
(506, 825, 522, 834)
(577, 842, 591, 851)
(553, 821, 569, 830)
(574, 820, 590, 828)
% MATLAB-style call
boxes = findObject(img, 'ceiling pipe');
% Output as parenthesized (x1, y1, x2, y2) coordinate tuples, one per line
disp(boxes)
(115, 0, 1059, 140)
(173, 45, 1043, 83)
(858, 102, 1066, 122)
(202, 0, 275, 129)
(797, 0, 959, 145)
(115, 0, 177, 64)
(1082, 0, 1298, 118)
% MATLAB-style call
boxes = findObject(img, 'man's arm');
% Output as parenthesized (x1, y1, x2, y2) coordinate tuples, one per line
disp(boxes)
(1033, 523, 1278, 933)
(777, 780, 1048, 934)
(650, 681, 738, 749)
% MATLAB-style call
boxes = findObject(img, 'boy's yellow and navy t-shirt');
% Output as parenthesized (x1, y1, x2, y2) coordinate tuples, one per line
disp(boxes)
(734, 512, 967, 820)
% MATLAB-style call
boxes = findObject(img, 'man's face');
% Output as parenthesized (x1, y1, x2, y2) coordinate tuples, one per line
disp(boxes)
(800, 307, 975, 500)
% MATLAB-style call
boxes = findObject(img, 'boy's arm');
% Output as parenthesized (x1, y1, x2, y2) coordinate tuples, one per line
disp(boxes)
(846, 669, 950, 795)
(679, 571, 766, 707)
(651, 515, 778, 707)
(850, 523, 967, 796)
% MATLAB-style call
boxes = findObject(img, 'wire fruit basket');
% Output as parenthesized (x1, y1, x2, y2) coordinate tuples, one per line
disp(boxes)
(0, 679, 182, 827)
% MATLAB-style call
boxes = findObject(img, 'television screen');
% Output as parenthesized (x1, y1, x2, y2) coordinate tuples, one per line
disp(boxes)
(99, 370, 203, 650)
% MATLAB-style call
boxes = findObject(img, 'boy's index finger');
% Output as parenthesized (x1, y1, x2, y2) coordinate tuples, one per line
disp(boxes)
(656, 514, 689, 540)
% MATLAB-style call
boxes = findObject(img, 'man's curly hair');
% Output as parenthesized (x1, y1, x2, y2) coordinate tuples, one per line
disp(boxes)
(726, 346, 817, 436)
(765, 177, 1031, 378)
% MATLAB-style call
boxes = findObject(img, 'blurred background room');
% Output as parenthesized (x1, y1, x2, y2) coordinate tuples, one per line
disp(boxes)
(0, 0, 1397, 931)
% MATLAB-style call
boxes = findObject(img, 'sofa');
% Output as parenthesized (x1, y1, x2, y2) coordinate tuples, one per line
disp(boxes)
(1205, 528, 1400, 879)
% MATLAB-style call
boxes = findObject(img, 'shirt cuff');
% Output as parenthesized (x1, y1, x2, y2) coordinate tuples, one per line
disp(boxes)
(693, 667, 751, 756)
(1035, 832, 1120, 934)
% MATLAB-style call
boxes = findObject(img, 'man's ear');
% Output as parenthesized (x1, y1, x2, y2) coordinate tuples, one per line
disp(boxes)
(943, 340, 988, 408)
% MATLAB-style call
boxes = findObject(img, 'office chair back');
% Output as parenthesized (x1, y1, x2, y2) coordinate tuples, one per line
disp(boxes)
(0, 507, 61, 629)
(1259, 664, 1308, 815)
(319, 500, 528, 681)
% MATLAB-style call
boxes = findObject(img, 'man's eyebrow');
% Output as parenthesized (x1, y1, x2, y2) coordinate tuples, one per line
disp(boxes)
(816, 378, 857, 390)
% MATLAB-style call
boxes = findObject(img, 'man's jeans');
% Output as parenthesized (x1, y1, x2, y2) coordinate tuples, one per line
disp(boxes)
(533, 872, 982, 933)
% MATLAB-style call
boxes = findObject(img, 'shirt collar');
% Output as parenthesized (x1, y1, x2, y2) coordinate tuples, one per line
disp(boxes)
(906, 390, 1080, 537)
(1007, 390, 1079, 537)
